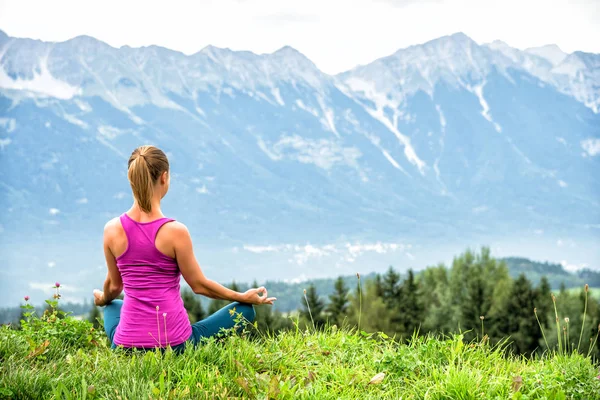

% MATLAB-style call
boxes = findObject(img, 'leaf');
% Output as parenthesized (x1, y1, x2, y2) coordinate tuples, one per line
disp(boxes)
(268, 376, 280, 398)
(304, 371, 317, 386)
(512, 375, 523, 392)
(235, 377, 250, 395)
(368, 372, 385, 385)
(26, 340, 49, 359)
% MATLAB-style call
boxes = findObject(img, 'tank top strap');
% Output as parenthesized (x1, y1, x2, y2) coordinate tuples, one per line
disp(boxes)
(148, 218, 175, 242)
(119, 213, 136, 236)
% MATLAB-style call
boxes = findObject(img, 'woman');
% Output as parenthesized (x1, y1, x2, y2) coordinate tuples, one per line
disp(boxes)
(93, 145, 275, 350)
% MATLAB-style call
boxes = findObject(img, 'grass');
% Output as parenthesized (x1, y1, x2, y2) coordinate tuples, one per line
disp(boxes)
(1, 324, 599, 400)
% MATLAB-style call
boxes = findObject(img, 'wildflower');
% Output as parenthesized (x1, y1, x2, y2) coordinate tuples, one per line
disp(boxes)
(303, 289, 307, 294)
(564, 317, 569, 323)
(356, 272, 360, 279)
(534, 307, 537, 314)
(585, 284, 589, 292)
(55, 282, 60, 288)
(163, 313, 167, 317)
(480, 316, 485, 320)
(156, 305, 159, 311)
(24, 296, 30, 302)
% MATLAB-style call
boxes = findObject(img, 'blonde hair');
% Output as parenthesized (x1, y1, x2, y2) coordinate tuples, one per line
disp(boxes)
(127, 145, 169, 213)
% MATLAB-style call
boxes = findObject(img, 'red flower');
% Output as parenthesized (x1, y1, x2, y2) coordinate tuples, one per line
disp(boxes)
(24, 296, 30, 302)
(55, 282, 60, 288)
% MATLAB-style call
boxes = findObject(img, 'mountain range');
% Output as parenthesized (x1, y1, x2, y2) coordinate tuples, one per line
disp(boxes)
(0, 30, 598, 306)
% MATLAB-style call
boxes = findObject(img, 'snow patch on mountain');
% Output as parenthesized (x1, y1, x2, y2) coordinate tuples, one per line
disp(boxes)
(295, 99, 319, 117)
(98, 125, 132, 140)
(581, 138, 600, 156)
(316, 95, 339, 137)
(63, 114, 88, 129)
(0, 54, 80, 99)
(0, 138, 11, 149)
(468, 82, 502, 132)
(0, 118, 16, 133)
(271, 87, 285, 106)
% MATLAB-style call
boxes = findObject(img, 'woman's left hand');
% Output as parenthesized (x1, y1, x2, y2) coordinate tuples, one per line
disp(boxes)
(241, 287, 277, 305)
(93, 289, 107, 306)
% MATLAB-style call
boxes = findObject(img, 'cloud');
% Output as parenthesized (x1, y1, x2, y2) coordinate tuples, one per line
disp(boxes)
(472, 205, 489, 214)
(196, 185, 210, 194)
(29, 282, 80, 295)
(376, 0, 443, 7)
(560, 260, 589, 272)
(242, 240, 410, 265)
(49, 208, 60, 216)
(258, 135, 362, 170)
(254, 12, 319, 23)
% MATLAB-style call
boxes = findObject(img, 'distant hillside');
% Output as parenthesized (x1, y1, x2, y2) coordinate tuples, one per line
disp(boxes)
(0, 258, 597, 323)
(502, 257, 600, 288)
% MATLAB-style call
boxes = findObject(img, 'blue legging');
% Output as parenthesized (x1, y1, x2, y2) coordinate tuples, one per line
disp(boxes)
(103, 299, 255, 352)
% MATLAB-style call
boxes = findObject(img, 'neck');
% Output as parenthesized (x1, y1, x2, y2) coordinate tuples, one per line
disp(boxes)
(130, 197, 163, 219)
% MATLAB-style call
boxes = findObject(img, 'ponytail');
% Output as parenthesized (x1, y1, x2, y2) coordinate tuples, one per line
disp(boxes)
(127, 145, 170, 213)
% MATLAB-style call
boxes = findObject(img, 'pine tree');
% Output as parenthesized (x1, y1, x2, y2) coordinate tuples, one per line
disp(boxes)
(326, 276, 349, 327)
(300, 284, 326, 329)
(506, 274, 539, 355)
(534, 276, 552, 329)
(381, 266, 401, 307)
(182, 289, 206, 323)
(374, 274, 384, 298)
(397, 269, 424, 338)
(461, 264, 489, 340)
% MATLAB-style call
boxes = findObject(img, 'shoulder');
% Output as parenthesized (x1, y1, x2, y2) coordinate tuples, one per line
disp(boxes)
(162, 220, 190, 237)
(104, 216, 121, 232)
(103, 216, 123, 240)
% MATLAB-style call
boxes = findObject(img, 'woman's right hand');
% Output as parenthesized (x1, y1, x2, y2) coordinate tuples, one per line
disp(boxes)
(241, 287, 276, 305)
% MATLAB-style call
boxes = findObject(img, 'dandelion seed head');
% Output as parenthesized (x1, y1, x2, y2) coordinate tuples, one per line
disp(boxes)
(564, 317, 569, 323)
(480, 316, 485, 320)
(156, 305, 159, 311)
(163, 313, 167, 317)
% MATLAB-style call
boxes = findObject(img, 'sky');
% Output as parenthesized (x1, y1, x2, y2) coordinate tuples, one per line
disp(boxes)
(0, 0, 599, 74)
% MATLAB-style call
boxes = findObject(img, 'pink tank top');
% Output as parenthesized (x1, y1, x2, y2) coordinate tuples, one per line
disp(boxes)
(113, 213, 192, 348)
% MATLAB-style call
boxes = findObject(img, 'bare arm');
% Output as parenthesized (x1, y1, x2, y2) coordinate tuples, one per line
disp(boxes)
(94, 221, 124, 306)
(173, 223, 275, 305)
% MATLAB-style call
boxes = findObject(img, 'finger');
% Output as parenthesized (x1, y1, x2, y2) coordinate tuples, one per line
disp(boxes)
(257, 286, 266, 295)
(266, 297, 277, 304)
(260, 288, 268, 299)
